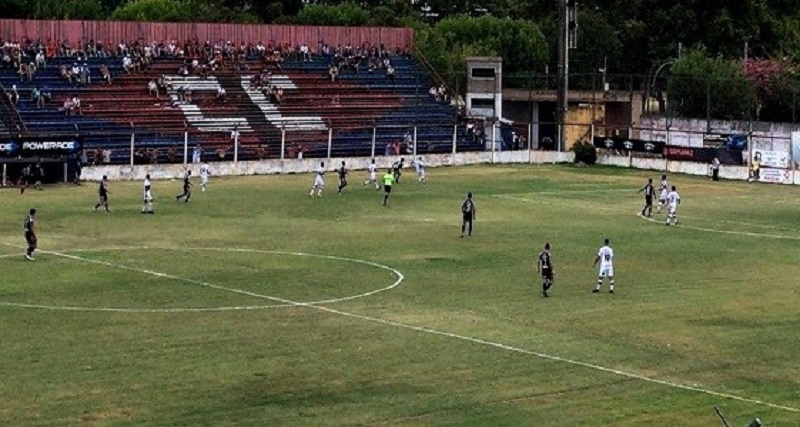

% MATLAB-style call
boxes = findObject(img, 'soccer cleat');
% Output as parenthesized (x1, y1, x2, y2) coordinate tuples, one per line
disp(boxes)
(592, 289, 600, 293)
(542, 291, 549, 298)
(25, 254, 35, 261)
(609, 290, 614, 294)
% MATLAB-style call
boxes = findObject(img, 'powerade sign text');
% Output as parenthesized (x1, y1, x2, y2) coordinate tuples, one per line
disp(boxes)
(0, 137, 81, 157)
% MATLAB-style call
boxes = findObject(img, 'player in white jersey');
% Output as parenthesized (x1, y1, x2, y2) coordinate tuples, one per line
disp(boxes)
(665, 185, 681, 226)
(363, 159, 379, 190)
(142, 174, 154, 214)
(413, 156, 426, 184)
(592, 238, 615, 293)
(309, 161, 326, 197)
(199, 162, 210, 192)
(657, 174, 668, 213)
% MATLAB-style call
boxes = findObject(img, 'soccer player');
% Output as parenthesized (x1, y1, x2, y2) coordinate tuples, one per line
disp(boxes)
(364, 159, 379, 189)
(336, 161, 348, 194)
(93, 175, 110, 212)
(176, 170, 192, 203)
(382, 168, 394, 206)
(33, 162, 44, 191)
(142, 174, 154, 214)
(19, 164, 31, 195)
(199, 162, 210, 192)
(538, 243, 554, 297)
(638, 177, 655, 217)
(413, 156, 426, 184)
(460, 192, 475, 238)
(392, 158, 405, 183)
(666, 185, 681, 226)
(310, 162, 325, 197)
(592, 238, 615, 294)
(23, 208, 37, 261)
(657, 174, 668, 213)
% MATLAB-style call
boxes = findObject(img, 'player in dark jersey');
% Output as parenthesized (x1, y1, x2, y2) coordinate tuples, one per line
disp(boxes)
(93, 176, 110, 212)
(460, 192, 475, 238)
(23, 208, 37, 261)
(33, 161, 44, 191)
(538, 243, 554, 297)
(638, 177, 655, 217)
(336, 161, 348, 194)
(176, 170, 192, 203)
(18, 164, 32, 195)
(392, 158, 405, 183)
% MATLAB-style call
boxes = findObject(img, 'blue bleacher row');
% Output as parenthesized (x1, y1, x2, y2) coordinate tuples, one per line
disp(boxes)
(1, 53, 482, 164)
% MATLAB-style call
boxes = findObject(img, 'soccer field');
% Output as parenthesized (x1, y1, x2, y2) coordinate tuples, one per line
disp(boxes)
(0, 164, 798, 425)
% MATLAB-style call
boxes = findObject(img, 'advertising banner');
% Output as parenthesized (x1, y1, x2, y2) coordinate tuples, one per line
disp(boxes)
(593, 137, 665, 155)
(664, 145, 743, 165)
(0, 136, 82, 158)
(758, 167, 793, 184)
(752, 150, 790, 169)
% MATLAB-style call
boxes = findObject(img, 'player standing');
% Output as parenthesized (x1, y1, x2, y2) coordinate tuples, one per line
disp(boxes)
(666, 185, 681, 226)
(23, 208, 37, 261)
(392, 158, 405, 183)
(638, 178, 655, 217)
(199, 162, 210, 192)
(460, 192, 475, 238)
(538, 243, 554, 297)
(176, 170, 192, 203)
(382, 168, 394, 206)
(592, 238, 615, 293)
(336, 161, 348, 194)
(413, 156, 426, 184)
(19, 164, 31, 195)
(93, 175, 110, 212)
(310, 162, 325, 197)
(364, 159, 379, 189)
(657, 174, 668, 213)
(32, 162, 44, 191)
(142, 174, 154, 214)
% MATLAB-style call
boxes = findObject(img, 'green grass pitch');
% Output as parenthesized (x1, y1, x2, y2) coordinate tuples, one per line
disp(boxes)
(0, 164, 798, 425)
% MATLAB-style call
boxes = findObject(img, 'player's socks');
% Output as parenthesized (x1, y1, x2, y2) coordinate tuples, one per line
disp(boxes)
(609, 283, 615, 293)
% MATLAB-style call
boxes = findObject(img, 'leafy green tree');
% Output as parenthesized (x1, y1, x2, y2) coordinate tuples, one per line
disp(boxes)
(292, 2, 370, 26)
(111, 0, 258, 23)
(667, 49, 756, 120)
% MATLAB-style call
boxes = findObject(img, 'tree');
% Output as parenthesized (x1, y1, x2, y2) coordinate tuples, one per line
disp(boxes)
(666, 49, 756, 120)
(291, 2, 371, 26)
(111, 0, 258, 23)
(743, 57, 800, 121)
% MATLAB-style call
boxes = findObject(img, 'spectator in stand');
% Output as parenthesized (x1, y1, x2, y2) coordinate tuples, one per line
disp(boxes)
(216, 86, 227, 102)
(123, 55, 133, 73)
(386, 63, 396, 83)
(167, 145, 178, 163)
(80, 63, 91, 85)
(148, 79, 159, 98)
(17, 62, 29, 81)
(177, 86, 186, 102)
(438, 84, 448, 102)
(103, 148, 111, 164)
(72, 97, 83, 115)
(300, 43, 310, 61)
(192, 144, 202, 163)
(93, 147, 103, 165)
(35, 50, 45, 69)
(40, 86, 51, 104)
(31, 87, 44, 108)
(329, 64, 338, 82)
(275, 87, 284, 105)
(430, 85, 439, 101)
(99, 64, 112, 84)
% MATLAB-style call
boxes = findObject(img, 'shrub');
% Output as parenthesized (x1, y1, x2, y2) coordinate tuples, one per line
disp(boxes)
(571, 140, 597, 165)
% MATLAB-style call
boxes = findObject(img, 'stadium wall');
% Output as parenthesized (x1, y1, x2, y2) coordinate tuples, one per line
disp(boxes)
(597, 155, 752, 181)
(80, 151, 575, 181)
(0, 19, 414, 50)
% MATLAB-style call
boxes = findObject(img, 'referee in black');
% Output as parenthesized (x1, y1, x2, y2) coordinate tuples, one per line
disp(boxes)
(638, 178, 655, 217)
(538, 243, 554, 297)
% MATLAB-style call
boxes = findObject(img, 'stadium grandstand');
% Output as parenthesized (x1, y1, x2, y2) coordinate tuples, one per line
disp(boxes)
(0, 20, 481, 166)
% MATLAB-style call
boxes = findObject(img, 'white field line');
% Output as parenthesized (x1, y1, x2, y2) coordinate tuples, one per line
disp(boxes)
(636, 214, 800, 240)
(0, 245, 404, 313)
(4, 244, 797, 413)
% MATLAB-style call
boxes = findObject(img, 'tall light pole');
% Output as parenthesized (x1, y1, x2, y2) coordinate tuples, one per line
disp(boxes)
(556, 0, 577, 152)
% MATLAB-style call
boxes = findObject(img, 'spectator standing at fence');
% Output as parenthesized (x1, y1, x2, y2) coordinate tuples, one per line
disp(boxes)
(750, 153, 761, 182)
(192, 144, 202, 163)
(711, 157, 720, 181)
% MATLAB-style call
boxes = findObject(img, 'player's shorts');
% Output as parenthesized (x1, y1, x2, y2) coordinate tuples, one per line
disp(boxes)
(25, 232, 36, 246)
(98, 194, 108, 203)
(645, 195, 653, 205)
(668, 204, 677, 215)
(369, 172, 376, 182)
(144, 190, 153, 202)
(200, 176, 208, 185)
(314, 176, 325, 188)
(384, 185, 392, 193)
(462, 213, 473, 223)
(599, 265, 614, 278)
(541, 268, 553, 280)
(339, 178, 347, 186)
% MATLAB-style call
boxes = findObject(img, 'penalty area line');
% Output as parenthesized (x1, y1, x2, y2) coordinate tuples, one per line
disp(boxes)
(10, 244, 797, 414)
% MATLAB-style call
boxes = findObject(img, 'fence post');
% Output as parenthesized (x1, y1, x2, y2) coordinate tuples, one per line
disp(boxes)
(183, 131, 188, 167)
(130, 132, 135, 167)
(63, 160, 68, 183)
(451, 124, 457, 165)
(491, 121, 497, 164)
(327, 127, 333, 163)
(371, 126, 377, 159)
(233, 128, 239, 163)
(2, 163, 6, 186)
(280, 125, 286, 161)
(413, 126, 418, 157)
(528, 122, 533, 164)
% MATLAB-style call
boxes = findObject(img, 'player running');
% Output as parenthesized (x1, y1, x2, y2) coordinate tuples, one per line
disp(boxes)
(592, 238, 615, 294)
(638, 177, 655, 217)
(142, 174, 154, 214)
(413, 156, 426, 184)
(666, 185, 681, 226)
(392, 158, 405, 183)
(199, 162, 210, 192)
(310, 162, 326, 197)
(93, 175, 110, 212)
(19, 164, 31, 195)
(657, 174, 668, 213)
(176, 170, 192, 203)
(336, 161, 348, 194)
(364, 159, 379, 190)
(538, 243, 554, 297)
(460, 192, 476, 238)
(23, 208, 37, 261)
(382, 168, 394, 206)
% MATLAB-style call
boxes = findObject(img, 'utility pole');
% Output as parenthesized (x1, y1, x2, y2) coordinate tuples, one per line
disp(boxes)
(556, 0, 577, 152)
